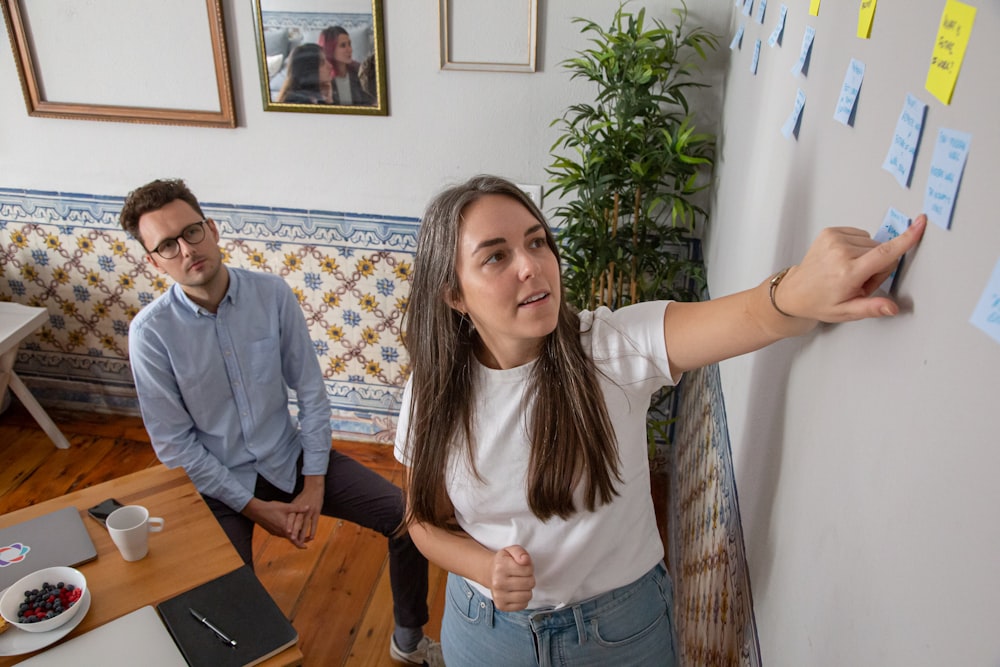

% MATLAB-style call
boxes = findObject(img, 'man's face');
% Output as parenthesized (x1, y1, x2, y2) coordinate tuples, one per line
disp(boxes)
(138, 199, 223, 291)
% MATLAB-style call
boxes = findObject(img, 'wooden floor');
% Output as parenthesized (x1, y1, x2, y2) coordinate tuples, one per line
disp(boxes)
(0, 398, 669, 666)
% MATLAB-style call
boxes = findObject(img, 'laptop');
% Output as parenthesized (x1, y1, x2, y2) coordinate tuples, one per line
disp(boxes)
(18, 605, 188, 667)
(0, 506, 98, 590)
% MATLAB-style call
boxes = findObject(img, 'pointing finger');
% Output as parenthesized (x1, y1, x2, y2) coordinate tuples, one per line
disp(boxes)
(858, 214, 926, 277)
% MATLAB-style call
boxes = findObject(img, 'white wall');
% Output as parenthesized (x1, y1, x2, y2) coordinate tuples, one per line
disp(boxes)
(0, 1, 729, 221)
(709, 2, 999, 665)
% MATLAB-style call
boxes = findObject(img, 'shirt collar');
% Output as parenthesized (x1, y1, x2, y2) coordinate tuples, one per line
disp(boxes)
(170, 266, 240, 316)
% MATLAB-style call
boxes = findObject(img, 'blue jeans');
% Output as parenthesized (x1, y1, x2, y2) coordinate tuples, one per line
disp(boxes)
(441, 561, 676, 666)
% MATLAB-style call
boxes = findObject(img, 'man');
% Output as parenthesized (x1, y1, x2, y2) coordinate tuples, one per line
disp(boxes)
(121, 178, 442, 666)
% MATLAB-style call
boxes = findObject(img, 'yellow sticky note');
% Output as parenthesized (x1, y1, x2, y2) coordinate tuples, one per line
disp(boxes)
(926, 0, 977, 105)
(810, 0, 821, 16)
(858, 0, 877, 39)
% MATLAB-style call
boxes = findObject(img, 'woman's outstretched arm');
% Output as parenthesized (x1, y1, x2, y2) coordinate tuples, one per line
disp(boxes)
(662, 215, 927, 377)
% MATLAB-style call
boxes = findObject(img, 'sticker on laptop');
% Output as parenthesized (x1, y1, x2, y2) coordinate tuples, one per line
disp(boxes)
(0, 542, 30, 567)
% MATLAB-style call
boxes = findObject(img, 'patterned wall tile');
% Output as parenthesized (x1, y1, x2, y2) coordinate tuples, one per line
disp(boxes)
(671, 364, 761, 667)
(0, 187, 418, 441)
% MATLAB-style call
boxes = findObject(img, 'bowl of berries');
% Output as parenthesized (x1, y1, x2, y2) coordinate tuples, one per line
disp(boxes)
(0, 566, 87, 633)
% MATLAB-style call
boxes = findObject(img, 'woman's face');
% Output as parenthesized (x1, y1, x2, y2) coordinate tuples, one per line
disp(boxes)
(447, 194, 561, 370)
(326, 34, 353, 68)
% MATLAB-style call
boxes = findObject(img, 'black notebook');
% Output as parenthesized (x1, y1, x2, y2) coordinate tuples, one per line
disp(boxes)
(155, 565, 298, 667)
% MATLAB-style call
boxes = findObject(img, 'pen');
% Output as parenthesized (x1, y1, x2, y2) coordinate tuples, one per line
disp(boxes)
(189, 607, 238, 648)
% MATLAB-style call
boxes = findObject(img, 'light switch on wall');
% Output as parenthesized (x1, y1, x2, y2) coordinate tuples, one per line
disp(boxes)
(516, 184, 543, 208)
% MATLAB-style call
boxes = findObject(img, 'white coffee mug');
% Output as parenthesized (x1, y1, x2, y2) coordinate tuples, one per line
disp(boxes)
(106, 505, 165, 561)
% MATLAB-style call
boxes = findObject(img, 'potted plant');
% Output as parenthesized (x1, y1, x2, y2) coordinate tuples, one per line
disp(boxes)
(547, 2, 719, 458)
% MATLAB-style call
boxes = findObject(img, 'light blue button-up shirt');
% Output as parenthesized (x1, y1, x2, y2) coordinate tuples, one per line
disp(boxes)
(128, 267, 331, 512)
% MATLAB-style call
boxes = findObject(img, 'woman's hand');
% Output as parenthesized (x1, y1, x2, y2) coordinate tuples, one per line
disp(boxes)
(490, 545, 535, 611)
(775, 214, 927, 322)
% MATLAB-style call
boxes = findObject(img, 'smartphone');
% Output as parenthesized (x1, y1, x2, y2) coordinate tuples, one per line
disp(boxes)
(87, 498, 124, 526)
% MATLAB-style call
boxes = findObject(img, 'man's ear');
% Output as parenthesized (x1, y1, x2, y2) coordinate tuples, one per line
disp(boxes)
(206, 218, 221, 243)
(143, 252, 166, 274)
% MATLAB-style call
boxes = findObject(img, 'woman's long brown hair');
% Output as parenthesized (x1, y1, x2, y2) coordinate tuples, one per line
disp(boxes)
(401, 175, 621, 528)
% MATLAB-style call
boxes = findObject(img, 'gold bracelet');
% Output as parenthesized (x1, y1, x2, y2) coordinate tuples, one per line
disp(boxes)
(769, 266, 794, 317)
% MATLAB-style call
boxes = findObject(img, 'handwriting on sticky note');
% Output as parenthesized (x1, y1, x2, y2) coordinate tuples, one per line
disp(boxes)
(926, 0, 976, 105)
(810, 0, 821, 16)
(923, 128, 971, 230)
(781, 88, 806, 139)
(970, 258, 1000, 346)
(834, 58, 865, 126)
(858, 0, 878, 39)
(873, 208, 911, 294)
(882, 94, 927, 188)
(769, 5, 788, 47)
(730, 23, 746, 50)
(792, 26, 816, 77)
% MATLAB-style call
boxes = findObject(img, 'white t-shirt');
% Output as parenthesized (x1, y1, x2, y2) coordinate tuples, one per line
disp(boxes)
(395, 301, 676, 608)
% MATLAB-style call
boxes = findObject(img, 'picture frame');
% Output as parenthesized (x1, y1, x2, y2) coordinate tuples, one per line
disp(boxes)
(253, 0, 388, 116)
(439, 0, 537, 73)
(0, 0, 236, 128)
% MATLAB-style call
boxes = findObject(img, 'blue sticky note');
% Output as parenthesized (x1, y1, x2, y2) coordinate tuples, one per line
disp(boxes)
(751, 39, 762, 74)
(970, 257, 1000, 345)
(743, 0, 754, 17)
(781, 88, 806, 139)
(834, 58, 865, 126)
(769, 5, 788, 47)
(791, 26, 816, 77)
(923, 128, 972, 230)
(872, 208, 911, 293)
(882, 94, 928, 189)
(755, 0, 767, 24)
(730, 23, 746, 50)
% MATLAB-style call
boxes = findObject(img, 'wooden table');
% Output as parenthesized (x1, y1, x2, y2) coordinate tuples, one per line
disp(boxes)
(0, 302, 70, 449)
(0, 465, 302, 666)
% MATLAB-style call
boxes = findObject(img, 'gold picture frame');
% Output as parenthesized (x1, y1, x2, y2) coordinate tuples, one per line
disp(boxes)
(0, 0, 236, 128)
(253, 0, 388, 116)
(439, 0, 537, 73)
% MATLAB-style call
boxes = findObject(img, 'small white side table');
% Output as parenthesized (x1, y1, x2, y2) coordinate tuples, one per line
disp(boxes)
(0, 302, 71, 449)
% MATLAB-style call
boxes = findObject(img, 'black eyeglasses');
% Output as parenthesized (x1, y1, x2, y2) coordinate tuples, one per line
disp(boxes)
(147, 220, 208, 259)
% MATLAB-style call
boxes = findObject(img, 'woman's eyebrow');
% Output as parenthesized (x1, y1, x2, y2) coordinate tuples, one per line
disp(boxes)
(472, 224, 544, 253)
(472, 237, 506, 253)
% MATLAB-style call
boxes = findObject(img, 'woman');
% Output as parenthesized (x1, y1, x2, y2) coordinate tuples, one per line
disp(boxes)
(277, 43, 332, 105)
(395, 175, 926, 666)
(318, 26, 374, 106)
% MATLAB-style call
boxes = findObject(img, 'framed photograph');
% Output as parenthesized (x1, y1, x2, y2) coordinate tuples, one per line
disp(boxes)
(0, 0, 236, 128)
(253, 0, 387, 116)
(439, 0, 537, 73)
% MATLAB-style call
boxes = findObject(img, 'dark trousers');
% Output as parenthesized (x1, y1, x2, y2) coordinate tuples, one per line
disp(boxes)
(202, 449, 430, 629)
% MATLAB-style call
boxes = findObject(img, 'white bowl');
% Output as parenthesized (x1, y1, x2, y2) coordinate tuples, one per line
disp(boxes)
(0, 566, 88, 633)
